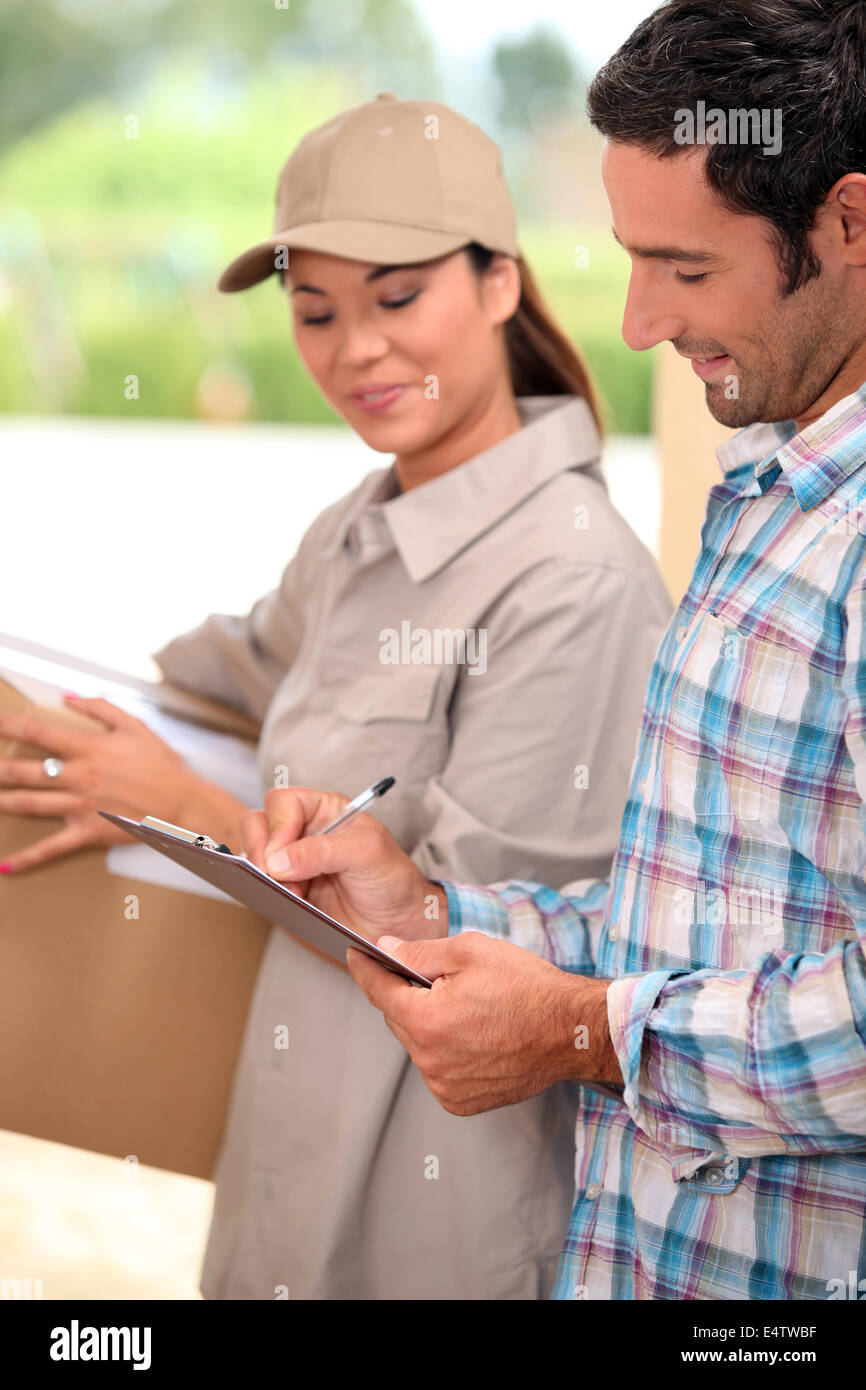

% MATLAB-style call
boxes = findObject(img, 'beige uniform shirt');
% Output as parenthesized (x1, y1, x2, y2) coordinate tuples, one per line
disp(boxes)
(153, 395, 672, 1299)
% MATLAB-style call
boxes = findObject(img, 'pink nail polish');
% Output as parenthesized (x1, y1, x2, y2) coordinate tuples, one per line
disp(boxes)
(0, 862, 13, 875)
(63, 692, 80, 700)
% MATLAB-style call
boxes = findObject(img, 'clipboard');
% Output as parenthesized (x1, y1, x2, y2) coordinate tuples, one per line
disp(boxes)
(98, 811, 434, 988)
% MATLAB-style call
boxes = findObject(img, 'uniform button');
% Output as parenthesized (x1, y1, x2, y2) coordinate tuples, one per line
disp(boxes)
(254, 1176, 274, 1199)
(637, 779, 647, 796)
(676, 624, 689, 642)
(608, 924, 619, 942)
(585, 1182, 602, 1200)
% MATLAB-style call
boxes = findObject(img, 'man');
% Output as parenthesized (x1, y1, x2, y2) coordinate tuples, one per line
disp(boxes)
(244, 0, 866, 1299)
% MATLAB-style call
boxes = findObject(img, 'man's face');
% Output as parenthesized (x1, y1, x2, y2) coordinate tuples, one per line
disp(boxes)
(601, 140, 855, 428)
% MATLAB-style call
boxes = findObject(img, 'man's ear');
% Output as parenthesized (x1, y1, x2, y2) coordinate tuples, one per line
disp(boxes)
(832, 174, 866, 267)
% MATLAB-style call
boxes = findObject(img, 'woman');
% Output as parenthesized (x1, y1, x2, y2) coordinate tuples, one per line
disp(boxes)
(0, 94, 672, 1298)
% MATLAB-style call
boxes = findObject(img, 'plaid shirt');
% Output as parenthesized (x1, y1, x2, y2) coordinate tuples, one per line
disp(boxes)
(442, 382, 866, 1300)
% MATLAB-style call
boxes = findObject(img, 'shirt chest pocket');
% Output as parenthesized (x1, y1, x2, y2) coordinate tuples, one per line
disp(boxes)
(666, 610, 811, 836)
(330, 665, 449, 787)
(333, 666, 444, 723)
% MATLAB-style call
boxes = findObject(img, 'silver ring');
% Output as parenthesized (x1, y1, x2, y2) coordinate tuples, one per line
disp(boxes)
(43, 757, 64, 780)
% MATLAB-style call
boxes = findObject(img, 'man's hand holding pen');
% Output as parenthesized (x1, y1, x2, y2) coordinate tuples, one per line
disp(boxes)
(241, 785, 451, 944)
(242, 786, 623, 1116)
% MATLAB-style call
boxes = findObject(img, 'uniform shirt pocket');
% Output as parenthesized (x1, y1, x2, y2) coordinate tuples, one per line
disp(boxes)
(333, 666, 443, 723)
(328, 666, 449, 799)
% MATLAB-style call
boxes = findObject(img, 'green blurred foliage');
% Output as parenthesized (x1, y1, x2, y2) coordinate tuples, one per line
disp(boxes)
(0, 0, 436, 148)
(493, 25, 585, 131)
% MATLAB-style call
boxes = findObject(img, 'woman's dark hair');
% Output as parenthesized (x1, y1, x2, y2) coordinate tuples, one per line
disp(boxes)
(586, 0, 866, 295)
(464, 242, 604, 433)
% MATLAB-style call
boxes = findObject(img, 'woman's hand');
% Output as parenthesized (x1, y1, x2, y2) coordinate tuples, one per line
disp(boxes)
(0, 695, 212, 873)
(242, 787, 450, 945)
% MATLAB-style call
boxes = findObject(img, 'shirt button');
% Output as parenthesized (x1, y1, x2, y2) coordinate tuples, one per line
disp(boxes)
(608, 924, 619, 942)
(254, 1176, 274, 1199)
(676, 624, 689, 642)
(637, 779, 647, 796)
(585, 1182, 602, 1200)
(706, 1169, 724, 1185)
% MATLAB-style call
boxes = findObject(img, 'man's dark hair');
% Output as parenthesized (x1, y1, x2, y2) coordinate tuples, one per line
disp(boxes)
(586, 0, 866, 294)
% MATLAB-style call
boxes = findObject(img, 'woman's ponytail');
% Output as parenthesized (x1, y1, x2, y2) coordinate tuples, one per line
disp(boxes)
(465, 242, 604, 435)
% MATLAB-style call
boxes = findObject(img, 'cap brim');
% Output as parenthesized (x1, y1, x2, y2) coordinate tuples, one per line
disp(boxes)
(217, 221, 474, 292)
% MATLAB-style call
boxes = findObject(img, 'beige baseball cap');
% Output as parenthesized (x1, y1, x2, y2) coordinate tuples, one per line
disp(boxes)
(217, 92, 519, 292)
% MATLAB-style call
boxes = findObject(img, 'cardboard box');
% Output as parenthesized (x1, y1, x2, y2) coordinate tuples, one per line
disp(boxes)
(0, 634, 271, 1180)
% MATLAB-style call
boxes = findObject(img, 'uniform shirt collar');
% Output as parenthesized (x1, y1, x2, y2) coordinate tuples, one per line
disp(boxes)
(358, 395, 602, 582)
(715, 379, 866, 509)
(321, 394, 601, 580)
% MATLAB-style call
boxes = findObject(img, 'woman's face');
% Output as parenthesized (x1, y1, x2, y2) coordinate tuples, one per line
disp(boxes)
(283, 247, 520, 457)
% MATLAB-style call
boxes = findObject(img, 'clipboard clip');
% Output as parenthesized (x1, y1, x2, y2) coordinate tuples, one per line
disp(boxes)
(140, 815, 232, 854)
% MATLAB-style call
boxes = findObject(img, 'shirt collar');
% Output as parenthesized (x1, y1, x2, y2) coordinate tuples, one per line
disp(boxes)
(715, 379, 866, 510)
(323, 395, 602, 582)
(318, 462, 401, 563)
(385, 395, 601, 582)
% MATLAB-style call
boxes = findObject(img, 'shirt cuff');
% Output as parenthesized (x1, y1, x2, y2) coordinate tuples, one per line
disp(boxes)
(606, 968, 687, 1116)
(433, 880, 514, 941)
(606, 967, 734, 1179)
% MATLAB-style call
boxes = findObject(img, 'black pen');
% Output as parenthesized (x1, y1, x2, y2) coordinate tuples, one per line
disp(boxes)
(318, 776, 396, 835)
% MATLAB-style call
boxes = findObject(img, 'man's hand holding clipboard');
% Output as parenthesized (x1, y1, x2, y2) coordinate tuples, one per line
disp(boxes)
(103, 783, 625, 1116)
(250, 784, 624, 1116)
